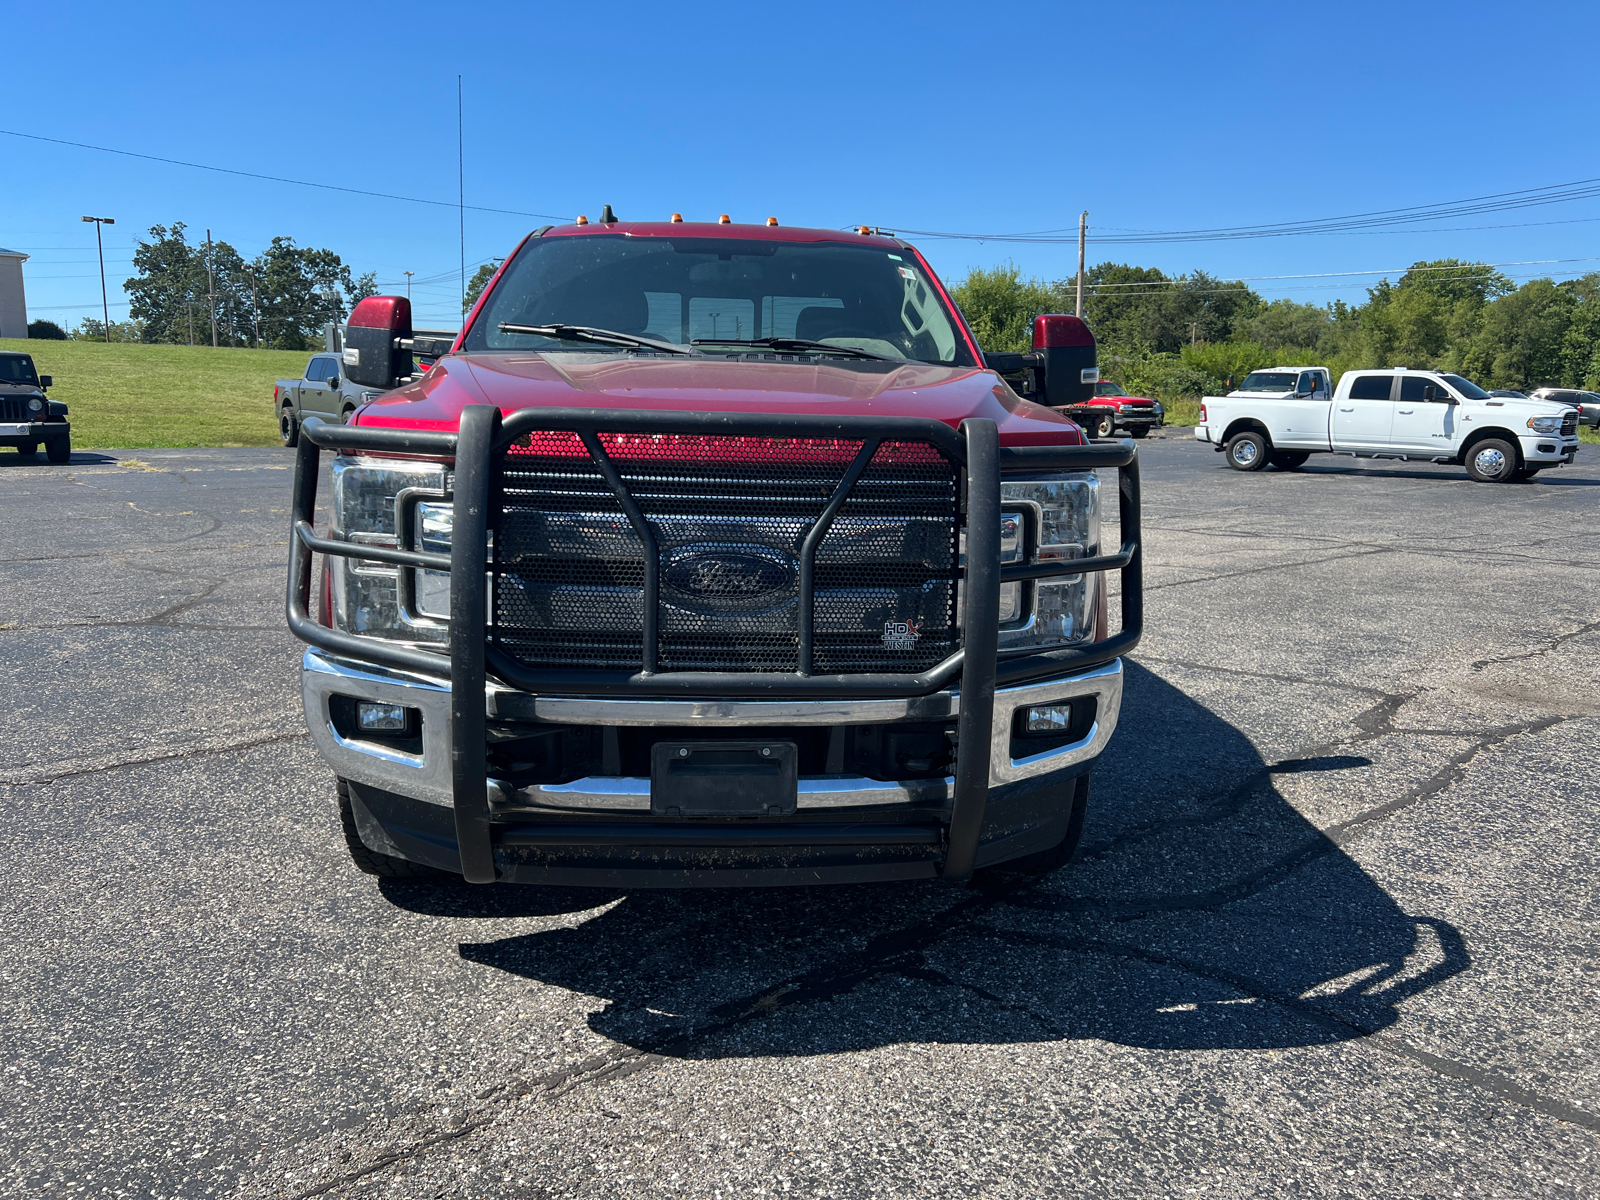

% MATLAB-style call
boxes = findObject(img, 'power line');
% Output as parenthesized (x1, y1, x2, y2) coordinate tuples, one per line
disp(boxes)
(890, 175, 1600, 245)
(0, 127, 570, 223)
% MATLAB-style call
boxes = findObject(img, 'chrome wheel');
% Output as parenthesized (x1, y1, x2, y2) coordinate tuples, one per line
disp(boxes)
(1473, 446, 1507, 477)
(1231, 440, 1259, 467)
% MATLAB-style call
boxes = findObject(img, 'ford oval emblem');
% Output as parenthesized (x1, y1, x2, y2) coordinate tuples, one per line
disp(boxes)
(664, 546, 794, 605)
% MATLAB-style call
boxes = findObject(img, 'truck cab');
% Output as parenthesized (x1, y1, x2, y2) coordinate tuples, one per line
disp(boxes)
(285, 218, 1143, 889)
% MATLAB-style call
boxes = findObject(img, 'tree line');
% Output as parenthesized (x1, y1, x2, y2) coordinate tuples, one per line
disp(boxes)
(951, 258, 1600, 402)
(70, 222, 376, 351)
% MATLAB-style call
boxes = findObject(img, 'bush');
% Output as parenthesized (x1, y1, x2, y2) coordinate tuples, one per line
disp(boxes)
(27, 319, 68, 340)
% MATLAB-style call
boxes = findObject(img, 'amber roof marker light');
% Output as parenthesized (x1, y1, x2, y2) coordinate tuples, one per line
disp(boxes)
(575, 215, 589, 225)
(857, 225, 871, 235)
(670, 213, 683, 223)
(719, 214, 731, 224)
(766, 217, 779, 226)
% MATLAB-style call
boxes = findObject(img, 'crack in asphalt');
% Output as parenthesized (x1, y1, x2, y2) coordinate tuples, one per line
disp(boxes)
(1470, 618, 1600, 672)
(1145, 547, 1396, 592)
(1133, 654, 1390, 696)
(0, 730, 308, 786)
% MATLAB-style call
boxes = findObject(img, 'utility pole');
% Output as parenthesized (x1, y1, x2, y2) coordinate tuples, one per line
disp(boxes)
(80, 216, 115, 342)
(404, 270, 414, 303)
(248, 270, 260, 348)
(205, 229, 217, 348)
(1075, 210, 1087, 318)
(1189, 321, 1199, 345)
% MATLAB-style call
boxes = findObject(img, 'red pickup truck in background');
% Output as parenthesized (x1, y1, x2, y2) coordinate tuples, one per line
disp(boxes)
(285, 216, 1143, 890)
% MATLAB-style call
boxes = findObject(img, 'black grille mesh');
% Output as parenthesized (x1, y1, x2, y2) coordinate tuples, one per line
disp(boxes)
(1561, 411, 1578, 437)
(0, 397, 35, 422)
(492, 431, 961, 674)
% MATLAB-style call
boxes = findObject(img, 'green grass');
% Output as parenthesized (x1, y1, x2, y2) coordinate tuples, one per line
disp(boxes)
(1, 337, 313, 448)
(1161, 398, 1202, 428)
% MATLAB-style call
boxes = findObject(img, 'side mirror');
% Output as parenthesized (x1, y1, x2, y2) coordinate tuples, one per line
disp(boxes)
(343, 296, 414, 389)
(1031, 314, 1097, 405)
(327, 374, 340, 391)
(39, 375, 52, 389)
(1423, 384, 1436, 401)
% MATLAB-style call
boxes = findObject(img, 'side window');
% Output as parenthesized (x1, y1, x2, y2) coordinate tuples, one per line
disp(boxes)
(1399, 376, 1432, 401)
(1348, 374, 1393, 401)
(305, 357, 329, 383)
(1314, 372, 1330, 398)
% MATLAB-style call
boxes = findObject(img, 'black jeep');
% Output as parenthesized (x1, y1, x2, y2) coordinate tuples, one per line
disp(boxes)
(0, 353, 70, 463)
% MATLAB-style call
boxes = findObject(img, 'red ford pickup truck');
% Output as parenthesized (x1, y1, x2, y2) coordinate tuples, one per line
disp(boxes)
(286, 216, 1142, 889)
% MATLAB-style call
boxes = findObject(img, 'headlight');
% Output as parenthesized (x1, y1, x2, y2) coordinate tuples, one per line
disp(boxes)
(329, 456, 448, 643)
(27, 397, 43, 412)
(961, 473, 1101, 651)
(1526, 415, 1561, 433)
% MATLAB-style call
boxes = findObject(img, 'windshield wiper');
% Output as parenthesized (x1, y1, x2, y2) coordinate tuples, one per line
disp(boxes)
(690, 336, 893, 362)
(498, 323, 690, 355)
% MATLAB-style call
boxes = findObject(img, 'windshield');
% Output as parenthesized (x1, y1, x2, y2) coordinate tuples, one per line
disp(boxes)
(1438, 373, 1490, 400)
(0, 355, 39, 385)
(1238, 371, 1299, 392)
(1095, 381, 1123, 397)
(463, 235, 975, 367)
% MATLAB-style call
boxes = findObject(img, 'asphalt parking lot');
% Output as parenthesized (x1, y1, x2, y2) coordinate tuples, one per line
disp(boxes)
(2, 433, 1598, 1199)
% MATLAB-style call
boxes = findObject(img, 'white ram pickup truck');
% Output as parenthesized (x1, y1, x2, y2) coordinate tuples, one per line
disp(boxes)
(1195, 366, 1582, 482)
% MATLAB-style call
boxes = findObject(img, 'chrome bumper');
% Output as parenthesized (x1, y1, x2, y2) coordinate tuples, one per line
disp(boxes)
(301, 648, 1123, 813)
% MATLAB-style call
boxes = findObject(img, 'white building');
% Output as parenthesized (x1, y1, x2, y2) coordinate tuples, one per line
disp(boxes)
(0, 248, 28, 338)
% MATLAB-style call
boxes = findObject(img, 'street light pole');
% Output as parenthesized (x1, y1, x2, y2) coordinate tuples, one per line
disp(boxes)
(81, 215, 115, 342)
(404, 270, 414, 303)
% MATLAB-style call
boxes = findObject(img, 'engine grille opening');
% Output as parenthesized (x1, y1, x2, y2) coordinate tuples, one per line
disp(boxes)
(492, 432, 962, 675)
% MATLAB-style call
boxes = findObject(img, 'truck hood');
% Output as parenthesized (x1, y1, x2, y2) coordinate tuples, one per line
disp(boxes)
(1470, 397, 1574, 418)
(353, 352, 1087, 446)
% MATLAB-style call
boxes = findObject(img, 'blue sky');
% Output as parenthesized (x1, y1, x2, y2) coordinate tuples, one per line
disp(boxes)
(9, 0, 1599, 331)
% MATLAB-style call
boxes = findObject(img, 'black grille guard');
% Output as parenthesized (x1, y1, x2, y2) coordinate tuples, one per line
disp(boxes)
(286, 405, 1142, 882)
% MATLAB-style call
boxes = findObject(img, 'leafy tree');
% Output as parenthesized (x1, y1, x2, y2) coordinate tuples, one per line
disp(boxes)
(27, 319, 68, 339)
(123, 223, 371, 350)
(1393, 259, 1513, 307)
(1076, 264, 1261, 357)
(1462, 279, 1574, 388)
(948, 263, 1057, 353)
(1238, 300, 1331, 352)
(463, 261, 501, 315)
(72, 317, 142, 342)
(1559, 273, 1600, 388)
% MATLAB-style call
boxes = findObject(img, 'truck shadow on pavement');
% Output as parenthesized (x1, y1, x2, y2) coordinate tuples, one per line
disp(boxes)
(402, 662, 1470, 1056)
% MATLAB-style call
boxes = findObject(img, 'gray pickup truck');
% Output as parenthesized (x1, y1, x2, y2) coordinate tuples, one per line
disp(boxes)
(275, 352, 360, 446)
(276, 328, 459, 447)
(0, 351, 70, 463)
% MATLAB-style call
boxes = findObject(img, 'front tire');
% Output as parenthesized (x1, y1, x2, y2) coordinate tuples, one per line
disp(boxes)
(340, 406, 356, 425)
(1465, 438, 1518, 483)
(1091, 413, 1115, 439)
(45, 438, 70, 464)
(14, 442, 37, 459)
(337, 779, 457, 880)
(1226, 430, 1270, 471)
(280, 407, 299, 447)
(1270, 451, 1310, 470)
(1128, 427, 1150, 439)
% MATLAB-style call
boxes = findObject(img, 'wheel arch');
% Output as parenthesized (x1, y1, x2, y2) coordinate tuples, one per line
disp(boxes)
(1458, 426, 1523, 468)
(1221, 417, 1273, 448)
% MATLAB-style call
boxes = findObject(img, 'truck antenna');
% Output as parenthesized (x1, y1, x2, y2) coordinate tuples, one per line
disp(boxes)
(600, 204, 618, 224)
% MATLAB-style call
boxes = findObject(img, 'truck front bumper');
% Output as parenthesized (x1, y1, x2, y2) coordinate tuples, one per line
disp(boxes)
(304, 648, 1124, 886)
(0, 421, 69, 447)
(1519, 433, 1582, 466)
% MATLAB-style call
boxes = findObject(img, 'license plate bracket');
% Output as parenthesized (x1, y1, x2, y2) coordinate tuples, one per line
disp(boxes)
(649, 740, 799, 816)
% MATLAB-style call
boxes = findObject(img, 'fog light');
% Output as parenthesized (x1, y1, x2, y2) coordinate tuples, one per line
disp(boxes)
(357, 702, 411, 732)
(1024, 704, 1072, 734)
